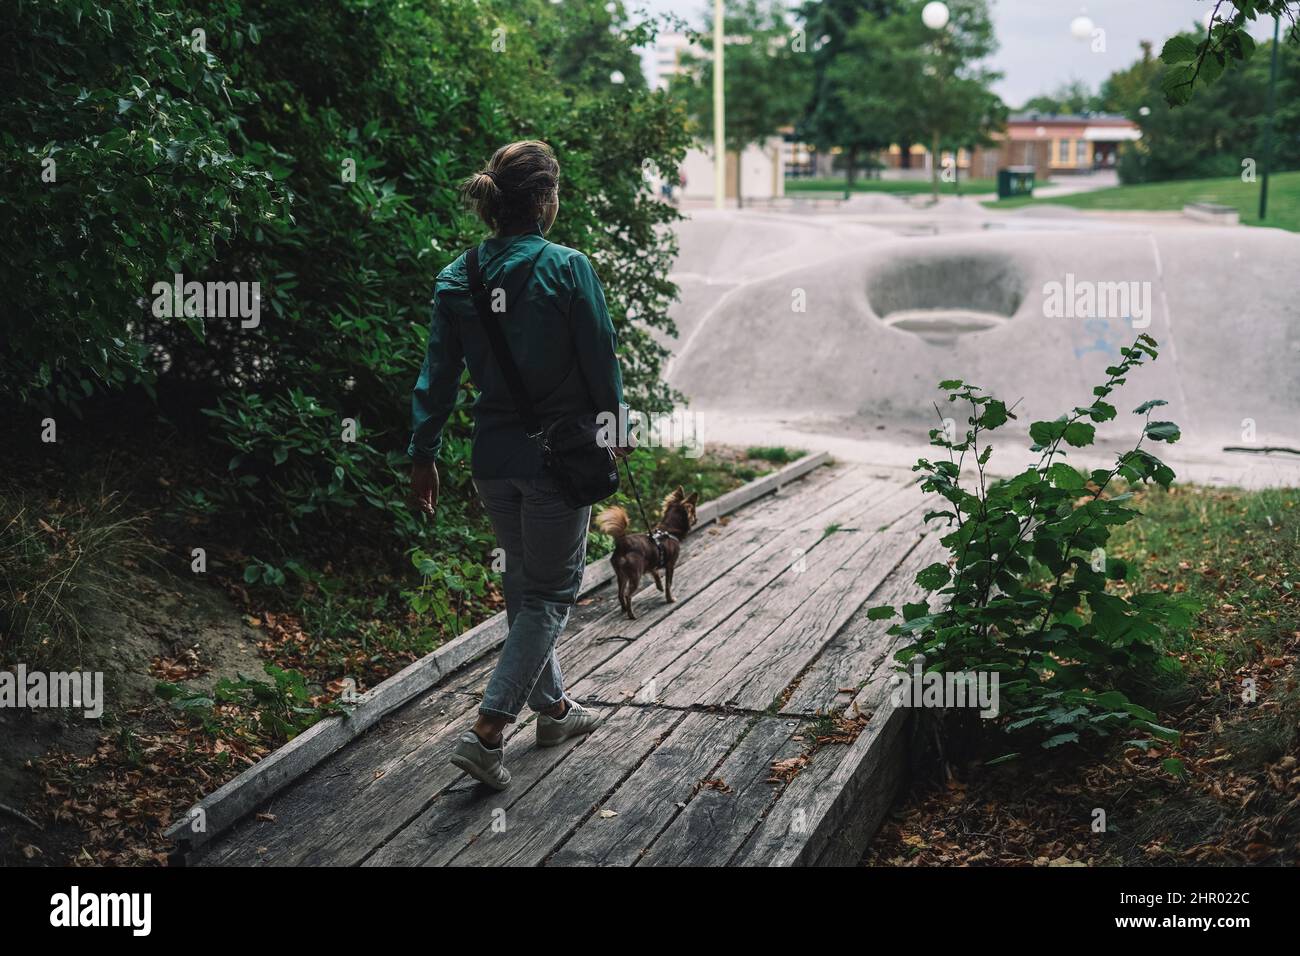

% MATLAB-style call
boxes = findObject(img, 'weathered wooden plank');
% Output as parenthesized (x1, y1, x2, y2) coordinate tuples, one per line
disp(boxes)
(446, 706, 684, 867)
(168, 614, 507, 852)
(739, 698, 911, 867)
(780, 534, 945, 717)
(669, 526, 924, 711)
(195, 655, 497, 865)
(545, 711, 752, 866)
(174, 453, 834, 853)
(693, 451, 830, 527)
(637, 716, 802, 866)
(363, 704, 676, 867)
(573, 477, 915, 705)
(615, 490, 923, 710)
(730, 737, 850, 866)
(553, 466, 885, 696)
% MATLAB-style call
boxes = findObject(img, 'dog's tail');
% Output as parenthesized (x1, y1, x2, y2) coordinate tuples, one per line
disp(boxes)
(595, 505, 630, 538)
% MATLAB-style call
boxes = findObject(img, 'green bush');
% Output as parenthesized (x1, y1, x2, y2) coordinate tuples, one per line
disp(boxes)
(871, 335, 1196, 757)
(3, 0, 690, 559)
(0, 0, 282, 404)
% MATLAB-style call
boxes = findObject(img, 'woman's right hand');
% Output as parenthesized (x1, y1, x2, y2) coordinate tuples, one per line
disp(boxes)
(411, 461, 439, 516)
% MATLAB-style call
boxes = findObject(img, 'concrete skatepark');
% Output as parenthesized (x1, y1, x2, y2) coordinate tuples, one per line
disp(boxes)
(664, 196, 1300, 488)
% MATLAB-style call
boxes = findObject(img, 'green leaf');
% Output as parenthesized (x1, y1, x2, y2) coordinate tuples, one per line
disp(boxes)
(902, 601, 930, 622)
(979, 399, 1009, 429)
(866, 605, 895, 621)
(1042, 731, 1080, 749)
(1160, 35, 1199, 64)
(1161, 63, 1197, 106)
(1144, 421, 1181, 443)
(1047, 462, 1085, 491)
(1062, 422, 1095, 447)
(984, 752, 1020, 766)
(1029, 420, 1066, 446)
(1132, 399, 1168, 414)
(915, 563, 951, 590)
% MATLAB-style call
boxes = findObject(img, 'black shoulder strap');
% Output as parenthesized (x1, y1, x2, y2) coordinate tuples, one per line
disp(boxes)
(465, 243, 546, 439)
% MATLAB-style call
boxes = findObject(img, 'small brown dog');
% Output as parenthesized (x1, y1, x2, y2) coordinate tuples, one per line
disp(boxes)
(595, 486, 698, 620)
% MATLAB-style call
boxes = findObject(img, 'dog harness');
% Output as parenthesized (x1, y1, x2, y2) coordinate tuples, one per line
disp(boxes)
(649, 529, 679, 569)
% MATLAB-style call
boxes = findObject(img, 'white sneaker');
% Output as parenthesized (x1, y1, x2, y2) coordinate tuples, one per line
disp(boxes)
(536, 700, 602, 747)
(449, 731, 510, 790)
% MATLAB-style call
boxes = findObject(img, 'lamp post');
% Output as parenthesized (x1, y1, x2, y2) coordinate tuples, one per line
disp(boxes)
(713, 0, 725, 210)
(923, 3, 949, 202)
(1260, 14, 1281, 221)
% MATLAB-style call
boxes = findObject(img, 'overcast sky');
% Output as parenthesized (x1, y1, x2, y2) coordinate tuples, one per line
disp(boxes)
(634, 0, 1277, 107)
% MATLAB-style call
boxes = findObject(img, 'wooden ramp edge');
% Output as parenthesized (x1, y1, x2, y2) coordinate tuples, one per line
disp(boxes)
(165, 451, 831, 854)
(187, 462, 942, 868)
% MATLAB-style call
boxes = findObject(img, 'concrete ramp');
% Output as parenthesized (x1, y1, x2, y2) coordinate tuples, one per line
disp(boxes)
(667, 211, 1300, 472)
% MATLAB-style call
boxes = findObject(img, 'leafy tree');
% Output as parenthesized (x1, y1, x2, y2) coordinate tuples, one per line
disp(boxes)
(842, 0, 1004, 200)
(1106, 28, 1300, 182)
(538, 0, 649, 93)
(1021, 79, 1101, 115)
(799, 0, 903, 195)
(673, 0, 811, 207)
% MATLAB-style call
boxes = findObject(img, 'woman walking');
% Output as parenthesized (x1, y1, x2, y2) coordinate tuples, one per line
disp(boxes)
(409, 141, 626, 790)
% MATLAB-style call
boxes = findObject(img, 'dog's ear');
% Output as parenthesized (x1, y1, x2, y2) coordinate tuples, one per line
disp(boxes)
(672, 485, 685, 501)
(685, 491, 699, 505)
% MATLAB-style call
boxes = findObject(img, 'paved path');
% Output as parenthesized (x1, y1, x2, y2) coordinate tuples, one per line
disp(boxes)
(192, 462, 939, 866)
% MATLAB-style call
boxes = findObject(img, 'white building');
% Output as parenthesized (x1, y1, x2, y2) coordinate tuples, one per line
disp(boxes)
(678, 138, 786, 203)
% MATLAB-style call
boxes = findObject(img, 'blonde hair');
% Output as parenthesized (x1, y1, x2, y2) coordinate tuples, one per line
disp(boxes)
(462, 140, 560, 234)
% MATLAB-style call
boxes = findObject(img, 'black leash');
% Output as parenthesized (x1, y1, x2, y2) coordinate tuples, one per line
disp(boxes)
(620, 456, 655, 534)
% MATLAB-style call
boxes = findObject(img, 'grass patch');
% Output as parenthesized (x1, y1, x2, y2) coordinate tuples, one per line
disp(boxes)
(0, 484, 150, 671)
(866, 482, 1300, 866)
(983, 169, 1300, 232)
(1108, 483, 1300, 669)
(745, 445, 802, 465)
(787, 176, 998, 197)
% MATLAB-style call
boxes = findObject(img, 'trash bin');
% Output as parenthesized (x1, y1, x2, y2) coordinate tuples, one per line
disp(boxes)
(997, 166, 1035, 199)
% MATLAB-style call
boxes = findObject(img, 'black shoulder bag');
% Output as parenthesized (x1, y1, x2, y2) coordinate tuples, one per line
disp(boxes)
(465, 244, 620, 509)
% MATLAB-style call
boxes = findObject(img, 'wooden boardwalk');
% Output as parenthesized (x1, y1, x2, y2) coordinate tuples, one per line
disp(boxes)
(190, 462, 940, 866)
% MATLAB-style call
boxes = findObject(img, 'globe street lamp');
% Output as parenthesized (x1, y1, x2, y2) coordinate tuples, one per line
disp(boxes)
(922, 1, 949, 31)
(1070, 15, 1094, 41)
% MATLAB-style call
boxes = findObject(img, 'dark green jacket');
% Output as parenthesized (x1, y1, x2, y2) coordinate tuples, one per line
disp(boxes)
(408, 229, 625, 478)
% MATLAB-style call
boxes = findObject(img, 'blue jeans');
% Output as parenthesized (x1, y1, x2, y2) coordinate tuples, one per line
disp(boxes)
(474, 475, 590, 721)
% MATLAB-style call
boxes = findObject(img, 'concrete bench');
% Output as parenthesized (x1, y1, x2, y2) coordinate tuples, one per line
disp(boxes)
(1183, 201, 1241, 225)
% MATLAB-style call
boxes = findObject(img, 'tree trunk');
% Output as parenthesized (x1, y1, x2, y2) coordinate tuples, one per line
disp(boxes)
(844, 145, 858, 199)
(899, 142, 912, 169)
(931, 130, 941, 203)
